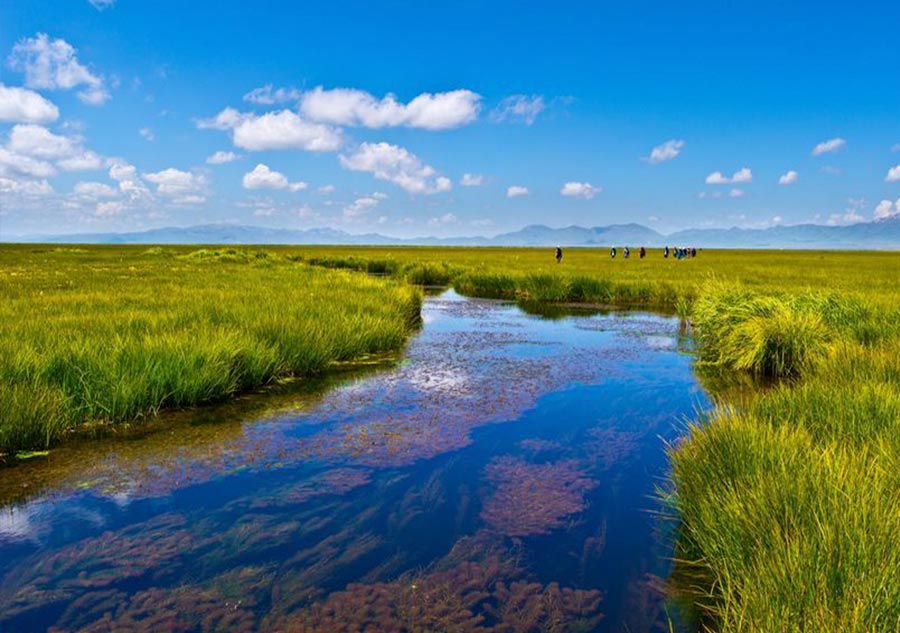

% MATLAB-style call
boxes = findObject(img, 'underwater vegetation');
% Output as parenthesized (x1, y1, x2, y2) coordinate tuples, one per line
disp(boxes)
(480, 457, 596, 537)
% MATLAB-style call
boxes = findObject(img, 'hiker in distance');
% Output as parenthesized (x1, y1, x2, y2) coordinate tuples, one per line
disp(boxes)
(556, 246, 563, 264)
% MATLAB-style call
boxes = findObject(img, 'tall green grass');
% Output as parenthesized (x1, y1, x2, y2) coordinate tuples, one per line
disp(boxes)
(0, 246, 421, 454)
(295, 246, 900, 630)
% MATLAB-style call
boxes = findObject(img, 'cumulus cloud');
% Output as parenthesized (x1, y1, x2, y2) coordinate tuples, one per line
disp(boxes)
(96, 200, 124, 216)
(490, 95, 545, 125)
(811, 137, 846, 156)
(705, 167, 752, 184)
(144, 168, 207, 203)
(506, 185, 529, 198)
(138, 127, 154, 141)
(778, 170, 799, 185)
(339, 142, 451, 194)
(560, 181, 601, 199)
(4, 124, 105, 173)
(343, 196, 381, 219)
(243, 85, 302, 105)
(0, 84, 59, 123)
(88, 0, 116, 10)
(8, 33, 109, 105)
(460, 173, 484, 187)
(241, 163, 307, 192)
(74, 181, 118, 198)
(729, 188, 745, 198)
(58, 151, 104, 171)
(206, 150, 240, 164)
(428, 213, 457, 226)
(645, 139, 684, 164)
(0, 146, 56, 178)
(874, 199, 900, 220)
(300, 87, 481, 130)
(0, 176, 53, 196)
(317, 184, 336, 194)
(8, 124, 77, 158)
(198, 107, 342, 152)
(886, 165, 900, 182)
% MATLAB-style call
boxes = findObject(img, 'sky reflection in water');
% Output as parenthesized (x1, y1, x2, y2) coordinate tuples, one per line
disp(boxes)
(0, 290, 711, 632)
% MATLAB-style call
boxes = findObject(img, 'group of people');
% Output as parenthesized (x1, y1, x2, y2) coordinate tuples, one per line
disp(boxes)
(554, 245, 697, 263)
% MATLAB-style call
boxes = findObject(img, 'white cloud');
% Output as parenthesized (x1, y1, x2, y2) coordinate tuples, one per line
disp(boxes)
(560, 181, 601, 199)
(0, 147, 56, 177)
(206, 150, 240, 165)
(729, 188, 745, 198)
(698, 191, 722, 199)
(138, 127, 154, 141)
(771, 216, 783, 224)
(317, 184, 336, 194)
(88, 0, 116, 9)
(428, 212, 457, 226)
(339, 142, 451, 194)
(58, 151, 104, 171)
(490, 95, 545, 125)
(241, 163, 307, 192)
(645, 139, 684, 164)
(811, 137, 846, 156)
(300, 87, 481, 130)
(874, 199, 900, 220)
(778, 170, 799, 185)
(7, 124, 77, 158)
(197, 107, 245, 130)
(343, 196, 381, 219)
(8, 33, 109, 105)
(243, 85, 302, 105)
(705, 167, 752, 184)
(0, 176, 53, 196)
(460, 173, 484, 187)
(143, 168, 207, 202)
(0, 84, 59, 123)
(74, 181, 118, 198)
(199, 108, 342, 152)
(108, 161, 152, 204)
(507, 185, 529, 198)
(96, 200, 124, 216)
(885, 165, 900, 182)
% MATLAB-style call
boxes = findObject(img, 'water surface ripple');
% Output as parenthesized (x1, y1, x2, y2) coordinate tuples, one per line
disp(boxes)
(0, 290, 711, 632)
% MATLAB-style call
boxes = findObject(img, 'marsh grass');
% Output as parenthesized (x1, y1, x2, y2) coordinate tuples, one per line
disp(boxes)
(296, 245, 900, 630)
(0, 246, 421, 454)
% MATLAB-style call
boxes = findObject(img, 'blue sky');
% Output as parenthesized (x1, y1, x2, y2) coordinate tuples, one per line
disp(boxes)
(1, 0, 899, 237)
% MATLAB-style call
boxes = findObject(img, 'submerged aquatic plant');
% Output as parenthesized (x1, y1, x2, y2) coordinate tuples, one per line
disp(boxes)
(480, 457, 596, 537)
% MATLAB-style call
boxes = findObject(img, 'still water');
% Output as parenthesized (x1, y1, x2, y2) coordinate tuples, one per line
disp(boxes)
(0, 291, 711, 632)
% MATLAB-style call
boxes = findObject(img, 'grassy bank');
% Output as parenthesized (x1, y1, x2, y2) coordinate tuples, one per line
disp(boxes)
(6, 242, 900, 628)
(298, 246, 900, 630)
(0, 245, 421, 455)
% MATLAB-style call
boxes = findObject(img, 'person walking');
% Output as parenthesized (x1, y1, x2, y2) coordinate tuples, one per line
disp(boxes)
(664, 245, 669, 258)
(610, 246, 617, 258)
(639, 246, 646, 259)
(555, 246, 563, 264)
(623, 246, 630, 259)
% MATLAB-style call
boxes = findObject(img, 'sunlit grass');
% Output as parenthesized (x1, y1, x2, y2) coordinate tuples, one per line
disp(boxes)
(0, 245, 421, 453)
(295, 244, 900, 630)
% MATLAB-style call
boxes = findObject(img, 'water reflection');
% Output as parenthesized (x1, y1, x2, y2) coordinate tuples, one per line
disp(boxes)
(0, 291, 713, 632)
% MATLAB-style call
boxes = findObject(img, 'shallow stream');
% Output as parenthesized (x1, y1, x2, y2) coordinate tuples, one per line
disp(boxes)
(0, 290, 713, 632)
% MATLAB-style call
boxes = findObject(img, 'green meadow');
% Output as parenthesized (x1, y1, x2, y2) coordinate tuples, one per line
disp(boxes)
(3, 242, 900, 630)
(0, 245, 421, 455)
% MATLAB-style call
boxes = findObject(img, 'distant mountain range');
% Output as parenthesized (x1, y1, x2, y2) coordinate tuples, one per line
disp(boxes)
(6, 217, 900, 249)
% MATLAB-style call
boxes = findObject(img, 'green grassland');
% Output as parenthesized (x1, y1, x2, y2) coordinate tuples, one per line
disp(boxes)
(3, 242, 900, 630)
(0, 245, 421, 455)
